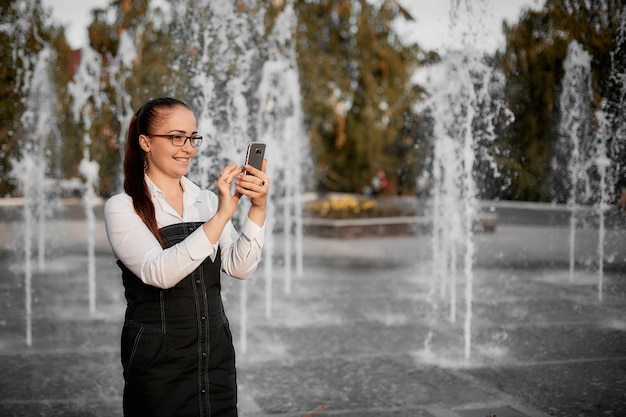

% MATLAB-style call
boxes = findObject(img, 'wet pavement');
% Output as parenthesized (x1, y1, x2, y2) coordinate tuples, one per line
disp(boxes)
(0, 201, 625, 416)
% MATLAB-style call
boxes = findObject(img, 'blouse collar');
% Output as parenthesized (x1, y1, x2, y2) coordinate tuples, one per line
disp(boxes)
(144, 174, 202, 203)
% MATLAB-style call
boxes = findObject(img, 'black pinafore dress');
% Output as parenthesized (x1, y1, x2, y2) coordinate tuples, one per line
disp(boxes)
(117, 222, 237, 417)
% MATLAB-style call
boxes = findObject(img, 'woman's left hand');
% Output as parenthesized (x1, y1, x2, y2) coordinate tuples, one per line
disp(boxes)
(236, 160, 269, 211)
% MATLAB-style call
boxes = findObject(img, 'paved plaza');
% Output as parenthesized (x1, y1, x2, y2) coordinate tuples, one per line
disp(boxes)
(0, 200, 625, 416)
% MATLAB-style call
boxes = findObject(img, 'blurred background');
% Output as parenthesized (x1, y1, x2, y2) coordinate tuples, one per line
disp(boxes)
(3, 0, 624, 206)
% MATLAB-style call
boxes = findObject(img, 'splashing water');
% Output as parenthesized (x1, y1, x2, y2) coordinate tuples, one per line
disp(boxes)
(170, 0, 308, 353)
(70, 45, 107, 315)
(557, 40, 593, 283)
(172, 1, 262, 355)
(109, 30, 139, 183)
(558, 37, 622, 300)
(594, 106, 611, 301)
(414, 0, 508, 362)
(6, 0, 60, 345)
(256, 2, 308, 314)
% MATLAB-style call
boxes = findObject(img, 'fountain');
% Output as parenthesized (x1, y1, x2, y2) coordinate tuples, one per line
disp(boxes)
(168, 0, 261, 355)
(556, 39, 625, 301)
(167, 0, 307, 352)
(597, 8, 626, 298)
(557, 40, 594, 283)
(415, 0, 511, 362)
(0, 2, 618, 368)
(6, 0, 60, 346)
(69, 46, 106, 315)
(3, 1, 626, 416)
(1, 0, 308, 352)
(594, 106, 611, 301)
(255, 2, 307, 310)
(414, 1, 626, 365)
(68, 28, 138, 314)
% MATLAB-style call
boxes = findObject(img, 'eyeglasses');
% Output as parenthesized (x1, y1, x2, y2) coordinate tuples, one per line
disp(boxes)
(148, 134, 203, 147)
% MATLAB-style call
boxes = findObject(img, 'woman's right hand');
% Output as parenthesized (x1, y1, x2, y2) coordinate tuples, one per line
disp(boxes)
(216, 162, 244, 219)
(203, 163, 243, 244)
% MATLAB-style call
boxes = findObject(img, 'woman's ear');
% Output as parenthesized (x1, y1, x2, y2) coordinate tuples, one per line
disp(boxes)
(139, 134, 151, 153)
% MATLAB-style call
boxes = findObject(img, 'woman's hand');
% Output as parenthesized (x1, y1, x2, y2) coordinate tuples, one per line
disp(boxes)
(236, 160, 269, 226)
(203, 162, 244, 243)
(216, 162, 244, 219)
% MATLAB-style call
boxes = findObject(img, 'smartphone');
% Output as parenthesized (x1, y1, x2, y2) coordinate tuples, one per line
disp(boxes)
(244, 142, 266, 174)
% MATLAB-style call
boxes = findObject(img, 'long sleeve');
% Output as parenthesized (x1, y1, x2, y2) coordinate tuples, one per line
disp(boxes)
(103, 177, 264, 289)
(219, 216, 264, 279)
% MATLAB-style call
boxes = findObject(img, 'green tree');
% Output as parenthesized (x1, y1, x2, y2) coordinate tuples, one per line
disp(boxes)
(0, 0, 68, 196)
(604, 7, 626, 199)
(499, 0, 624, 202)
(75, 0, 173, 196)
(53, 35, 84, 181)
(295, 0, 432, 194)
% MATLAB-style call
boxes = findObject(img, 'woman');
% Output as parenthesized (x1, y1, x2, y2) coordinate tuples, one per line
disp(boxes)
(104, 97, 268, 417)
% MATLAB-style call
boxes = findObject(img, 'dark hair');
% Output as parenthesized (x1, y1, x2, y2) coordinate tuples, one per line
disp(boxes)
(124, 97, 192, 245)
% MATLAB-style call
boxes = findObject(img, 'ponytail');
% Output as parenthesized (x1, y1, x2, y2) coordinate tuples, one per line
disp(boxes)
(123, 97, 191, 246)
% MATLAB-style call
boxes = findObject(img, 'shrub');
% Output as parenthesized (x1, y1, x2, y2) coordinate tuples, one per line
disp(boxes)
(305, 194, 413, 219)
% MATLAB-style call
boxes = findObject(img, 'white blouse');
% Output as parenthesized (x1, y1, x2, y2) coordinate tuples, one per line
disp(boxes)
(104, 175, 265, 289)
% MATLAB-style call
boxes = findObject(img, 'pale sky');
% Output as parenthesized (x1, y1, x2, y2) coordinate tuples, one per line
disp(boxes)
(396, 0, 541, 52)
(42, 0, 540, 53)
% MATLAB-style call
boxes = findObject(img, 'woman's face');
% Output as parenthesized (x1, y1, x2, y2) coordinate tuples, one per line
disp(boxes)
(142, 106, 198, 181)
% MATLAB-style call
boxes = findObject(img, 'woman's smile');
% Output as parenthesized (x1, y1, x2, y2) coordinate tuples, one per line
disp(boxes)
(173, 156, 191, 164)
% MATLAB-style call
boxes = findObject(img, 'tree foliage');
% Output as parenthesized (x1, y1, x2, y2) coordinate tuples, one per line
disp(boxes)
(0, 0, 71, 196)
(4, 0, 624, 203)
(74, 0, 173, 196)
(499, 0, 624, 201)
(294, 0, 433, 194)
